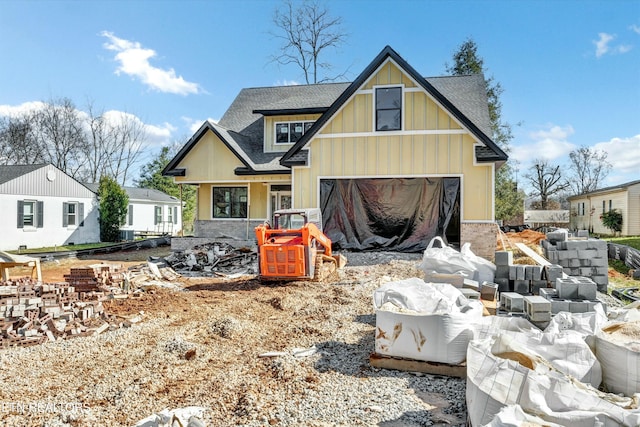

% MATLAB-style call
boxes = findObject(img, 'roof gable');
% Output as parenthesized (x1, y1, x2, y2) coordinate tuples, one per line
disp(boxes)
(567, 179, 640, 200)
(281, 45, 507, 165)
(0, 164, 47, 185)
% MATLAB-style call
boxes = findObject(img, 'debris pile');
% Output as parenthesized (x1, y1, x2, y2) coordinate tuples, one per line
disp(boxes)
(0, 278, 119, 348)
(164, 242, 257, 277)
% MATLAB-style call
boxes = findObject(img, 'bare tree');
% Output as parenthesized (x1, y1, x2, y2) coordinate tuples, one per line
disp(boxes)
(0, 113, 46, 165)
(525, 159, 570, 209)
(33, 98, 87, 178)
(567, 146, 611, 195)
(270, 0, 347, 84)
(105, 112, 147, 186)
(82, 101, 111, 183)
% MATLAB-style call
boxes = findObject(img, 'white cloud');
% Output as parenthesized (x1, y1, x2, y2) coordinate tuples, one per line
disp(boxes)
(101, 31, 202, 96)
(0, 101, 47, 117)
(593, 134, 640, 177)
(630, 24, 640, 35)
(181, 116, 218, 135)
(593, 32, 633, 57)
(512, 124, 577, 165)
(101, 110, 175, 147)
(594, 32, 615, 58)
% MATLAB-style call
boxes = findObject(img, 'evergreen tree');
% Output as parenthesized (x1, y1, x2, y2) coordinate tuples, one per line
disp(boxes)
(98, 175, 128, 242)
(446, 38, 524, 222)
(136, 146, 196, 233)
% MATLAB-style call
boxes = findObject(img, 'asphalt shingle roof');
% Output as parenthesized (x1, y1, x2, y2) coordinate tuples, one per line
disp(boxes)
(0, 164, 46, 185)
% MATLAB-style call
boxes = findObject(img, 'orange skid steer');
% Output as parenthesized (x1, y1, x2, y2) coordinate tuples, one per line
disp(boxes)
(255, 208, 347, 281)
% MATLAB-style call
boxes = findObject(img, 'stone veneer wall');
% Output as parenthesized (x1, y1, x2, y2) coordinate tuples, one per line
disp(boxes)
(460, 222, 498, 261)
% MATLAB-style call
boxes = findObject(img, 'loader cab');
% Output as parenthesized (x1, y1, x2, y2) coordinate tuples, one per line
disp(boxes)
(273, 208, 322, 231)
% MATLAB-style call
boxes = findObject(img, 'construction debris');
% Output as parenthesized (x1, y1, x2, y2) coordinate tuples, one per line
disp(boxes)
(163, 242, 257, 277)
(0, 261, 181, 349)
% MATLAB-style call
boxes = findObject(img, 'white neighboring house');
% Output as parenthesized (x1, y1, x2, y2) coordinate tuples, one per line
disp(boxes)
(0, 164, 99, 251)
(84, 184, 182, 237)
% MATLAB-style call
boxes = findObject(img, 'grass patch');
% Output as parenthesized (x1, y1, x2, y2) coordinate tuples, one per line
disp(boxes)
(607, 236, 640, 251)
(8, 242, 116, 254)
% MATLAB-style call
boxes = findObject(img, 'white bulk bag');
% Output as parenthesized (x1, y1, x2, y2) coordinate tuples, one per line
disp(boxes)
(374, 278, 483, 364)
(596, 320, 640, 397)
(419, 237, 478, 280)
(467, 336, 640, 427)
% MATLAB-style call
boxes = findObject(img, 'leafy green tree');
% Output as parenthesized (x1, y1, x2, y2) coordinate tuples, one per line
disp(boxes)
(446, 38, 523, 222)
(600, 209, 623, 235)
(98, 175, 129, 242)
(136, 146, 196, 233)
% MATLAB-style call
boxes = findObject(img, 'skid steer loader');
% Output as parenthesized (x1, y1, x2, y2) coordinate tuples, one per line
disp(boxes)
(254, 208, 346, 281)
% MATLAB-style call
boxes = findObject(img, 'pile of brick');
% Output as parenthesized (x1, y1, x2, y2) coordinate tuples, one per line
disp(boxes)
(63, 264, 126, 294)
(541, 230, 608, 292)
(0, 278, 113, 348)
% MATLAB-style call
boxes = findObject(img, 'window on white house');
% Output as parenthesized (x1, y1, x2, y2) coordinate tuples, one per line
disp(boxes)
(578, 202, 585, 216)
(167, 206, 173, 223)
(128, 205, 133, 226)
(375, 86, 402, 131)
(602, 200, 606, 214)
(275, 121, 314, 144)
(213, 187, 247, 219)
(17, 200, 43, 228)
(173, 206, 178, 224)
(609, 200, 613, 211)
(63, 202, 85, 227)
(154, 206, 163, 225)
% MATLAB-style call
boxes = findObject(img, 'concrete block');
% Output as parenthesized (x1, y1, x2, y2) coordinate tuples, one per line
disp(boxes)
(547, 251, 559, 263)
(551, 299, 571, 314)
(556, 241, 567, 250)
(516, 266, 525, 280)
(577, 230, 589, 238)
(459, 288, 480, 300)
(524, 295, 552, 317)
(495, 265, 511, 279)
(531, 280, 548, 295)
(579, 267, 593, 276)
(569, 301, 591, 313)
(587, 240, 607, 250)
(558, 259, 570, 268)
(545, 265, 563, 282)
(577, 280, 597, 300)
(547, 230, 567, 243)
(558, 250, 578, 260)
(495, 251, 513, 266)
(539, 287, 558, 300)
(513, 280, 530, 294)
(578, 249, 597, 259)
(501, 292, 524, 312)
(591, 257, 609, 267)
(633, 269, 640, 280)
(570, 259, 582, 268)
(480, 282, 498, 301)
(556, 278, 578, 299)
(509, 266, 518, 280)
(566, 240, 590, 250)
(596, 248, 608, 258)
(494, 277, 511, 292)
(463, 278, 480, 290)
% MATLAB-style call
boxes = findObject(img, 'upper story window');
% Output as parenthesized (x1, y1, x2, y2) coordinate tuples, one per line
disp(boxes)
(375, 86, 402, 131)
(275, 121, 314, 144)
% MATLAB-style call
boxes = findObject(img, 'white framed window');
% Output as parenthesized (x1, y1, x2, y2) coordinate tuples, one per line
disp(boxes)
(154, 206, 163, 225)
(274, 121, 314, 144)
(167, 206, 173, 223)
(17, 200, 43, 228)
(212, 186, 247, 219)
(578, 202, 585, 216)
(375, 86, 403, 131)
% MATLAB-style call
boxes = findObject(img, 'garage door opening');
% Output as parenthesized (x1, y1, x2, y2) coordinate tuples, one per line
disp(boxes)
(320, 178, 460, 253)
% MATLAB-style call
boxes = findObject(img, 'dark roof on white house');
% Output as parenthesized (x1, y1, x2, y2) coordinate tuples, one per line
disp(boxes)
(567, 179, 640, 200)
(0, 164, 47, 185)
(83, 183, 179, 203)
(164, 45, 507, 176)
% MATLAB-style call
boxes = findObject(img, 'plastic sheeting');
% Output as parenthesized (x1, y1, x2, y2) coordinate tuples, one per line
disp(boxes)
(320, 177, 459, 252)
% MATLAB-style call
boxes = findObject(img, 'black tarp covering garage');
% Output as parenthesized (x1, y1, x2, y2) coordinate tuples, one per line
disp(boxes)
(320, 178, 460, 253)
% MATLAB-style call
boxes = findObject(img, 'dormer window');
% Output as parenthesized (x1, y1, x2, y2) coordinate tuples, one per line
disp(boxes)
(275, 121, 314, 144)
(375, 86, 402, 131)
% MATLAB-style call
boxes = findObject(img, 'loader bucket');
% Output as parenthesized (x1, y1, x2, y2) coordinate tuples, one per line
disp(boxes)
(333, 254, 347, 269)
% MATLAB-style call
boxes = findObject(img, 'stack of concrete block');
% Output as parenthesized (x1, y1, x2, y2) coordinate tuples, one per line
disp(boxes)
(494, 251, 554, 295)
(541, 231, 608, 293)
(524, 295, 551, 324)
(539, 276, 605, 314)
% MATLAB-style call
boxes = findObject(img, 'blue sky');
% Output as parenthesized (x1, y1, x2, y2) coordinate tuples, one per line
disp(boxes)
(1, 0, 639, 191)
